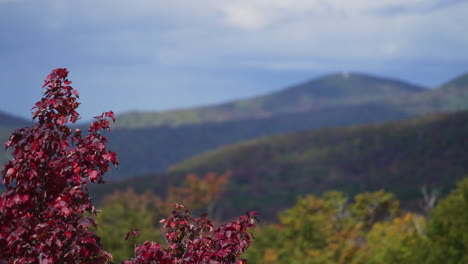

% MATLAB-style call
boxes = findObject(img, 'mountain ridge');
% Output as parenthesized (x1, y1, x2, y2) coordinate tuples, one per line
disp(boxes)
(105, 102, 412, 177)
(0, 111, 30, 128)
(440, 72, 468, 89)
(114, 72, 428, 128)
(1, 71, 467, 180)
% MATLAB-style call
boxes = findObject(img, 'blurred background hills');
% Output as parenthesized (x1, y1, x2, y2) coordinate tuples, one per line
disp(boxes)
(2, 70, 467, 220)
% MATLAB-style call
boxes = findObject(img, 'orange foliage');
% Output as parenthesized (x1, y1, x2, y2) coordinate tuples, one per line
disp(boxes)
(162, 172, 231, 216)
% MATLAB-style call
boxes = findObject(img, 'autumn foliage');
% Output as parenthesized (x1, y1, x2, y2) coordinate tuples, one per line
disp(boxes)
(124, 204, 258, 264)
(95, 173, 231, 262)
(165, 172, 230, 215)
(0, 68, 257, 263)
(0, 68, 118, 263)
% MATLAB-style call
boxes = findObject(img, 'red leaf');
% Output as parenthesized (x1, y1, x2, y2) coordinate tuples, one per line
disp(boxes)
(105, 111, 116, 122)
(39, 257, 53, 264)
(6, 167, 16, 177)
(102, 151, 117, 164)
(125, 229, 139, 240)
(88, 170, 99, 181)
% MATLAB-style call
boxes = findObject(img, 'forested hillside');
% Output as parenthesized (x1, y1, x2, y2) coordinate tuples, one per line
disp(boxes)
(1, 72, 467, 180)
(105, 71, 468, 178)
(92, 110, 468, 219)
(106, 103, 411, 178)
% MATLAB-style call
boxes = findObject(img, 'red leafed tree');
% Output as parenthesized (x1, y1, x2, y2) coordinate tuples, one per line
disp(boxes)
(123, 204, 259, 264)
(0, 68, 118, 263)
(0, 68, 258, 264)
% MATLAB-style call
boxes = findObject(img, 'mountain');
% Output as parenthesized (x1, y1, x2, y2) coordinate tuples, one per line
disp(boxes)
(115, 71, 468, 131)
(115, 73, 426, 128)
(0, 111, 30, 128)
(104, 73, 434, 178)
(105, 72, 468, 178)
(2, 72, 468, 180)
(149, 110, 467, 219)
(106, 103, 411, 178)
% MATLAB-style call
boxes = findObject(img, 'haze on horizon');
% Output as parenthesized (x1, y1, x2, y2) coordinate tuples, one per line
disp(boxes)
(1, 0, 468, 120)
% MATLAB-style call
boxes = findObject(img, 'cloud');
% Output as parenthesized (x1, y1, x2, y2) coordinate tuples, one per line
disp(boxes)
(223, 4, 266, 30)
(264, 61, 324, 71)
(6, 0, 464, 65)
(0, 0, 467, 117)
(219, 0, 468, 66)
(218, 0, 465, 31)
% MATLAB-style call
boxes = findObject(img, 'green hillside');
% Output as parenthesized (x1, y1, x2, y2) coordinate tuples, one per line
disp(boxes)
(163, 110, 468, 218)
(115, 73, 426, 128)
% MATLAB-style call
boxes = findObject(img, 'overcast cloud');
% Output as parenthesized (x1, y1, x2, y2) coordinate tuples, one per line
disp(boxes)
(1, 0, 467, 119)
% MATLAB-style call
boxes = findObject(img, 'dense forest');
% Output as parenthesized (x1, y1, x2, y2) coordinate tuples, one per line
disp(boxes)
(94, 176, 468, 263)
(105, 103, 412, 177)
(91, 110, 468, 220)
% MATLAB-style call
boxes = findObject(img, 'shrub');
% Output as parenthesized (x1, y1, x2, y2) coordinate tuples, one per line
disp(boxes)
(124, 204, 258, 264)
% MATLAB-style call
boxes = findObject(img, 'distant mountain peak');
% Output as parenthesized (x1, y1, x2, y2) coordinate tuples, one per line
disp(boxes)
(341, 72, 351, 79)
(273, 72, 426, 100)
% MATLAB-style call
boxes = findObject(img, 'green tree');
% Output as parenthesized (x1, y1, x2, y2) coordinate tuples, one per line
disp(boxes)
(246, 191, 351, 264)
(94, 189, 163, 263)
(242, 224, 284, 264)
(245, 190, 404, 264)
(350, 190, 401, 230)
(95, 173, 230, 262)
(351, 213, 425, 264)
(424, 177, 468, 264)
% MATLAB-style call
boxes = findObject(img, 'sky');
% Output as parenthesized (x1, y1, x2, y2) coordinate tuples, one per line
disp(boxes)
(1, 0, 468, 120)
